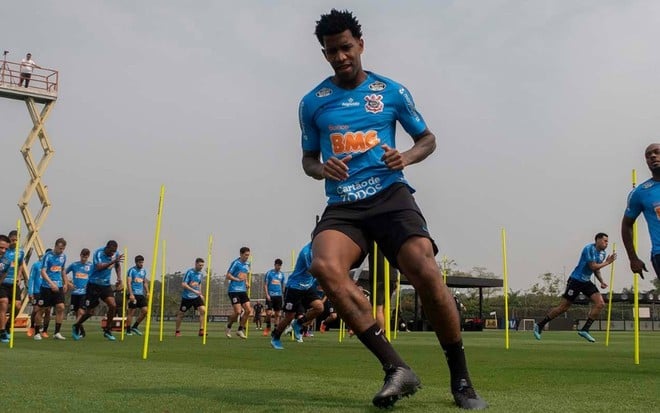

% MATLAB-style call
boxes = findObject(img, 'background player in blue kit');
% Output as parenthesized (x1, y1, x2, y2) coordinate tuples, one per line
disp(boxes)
(300, 10, 487, 409)
(534, 233, 616, 343)
(225, 247, 253, 339)
(72, 240, 124, 341)
(263, 258, 285, 336)
(27, 248, 51, 337)
(126, 255, 149, 336)
(175, 258, 206, 337)
(622, 143, 660, 279)
(35, 238, 68, 340)
(66, 248, 92, 336)
(0, 234, 12, 343)
(0, 230, 25, 341)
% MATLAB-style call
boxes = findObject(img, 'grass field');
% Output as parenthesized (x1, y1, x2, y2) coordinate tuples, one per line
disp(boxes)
(2, 323, 658, 412)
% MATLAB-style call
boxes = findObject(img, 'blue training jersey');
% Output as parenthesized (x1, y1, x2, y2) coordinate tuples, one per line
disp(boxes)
(181, 268, 203, 299)
(41, 251, 67, 288)
(0, 248, 24, 285)
(227, 258, 250, 293)
(28, 261, 42, 295)
(66, 261, 92, 296)
(624, 178, 660, 255)
(312, 278, 325, 299)
(286, 243, 315, 290)
(264, 269, 284, 297)
(128, 266, 147, 296)
(89, 247, 119, 286)
(570, 243, 606, 283)
(299, 72, 428, 205)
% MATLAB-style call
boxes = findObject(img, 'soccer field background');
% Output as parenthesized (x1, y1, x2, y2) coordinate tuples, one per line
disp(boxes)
(2, 324, 658, 412)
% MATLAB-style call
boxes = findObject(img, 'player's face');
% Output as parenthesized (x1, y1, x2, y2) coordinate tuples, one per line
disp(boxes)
(0, 240, 8, 256)
(274, 263, 282, 271)
(54, 243, 66, 255)
(136, 260, 144, 269)
(240, 251, 250, 262)
(596, 236, 609, 251)
(322, 30, 364, 87)
(8, 235, 17, 247)
(81, 253, 89, 263)
(195, 261, 204, 271)
(644, 144, 660, 173)
(105, 245, 117, 257)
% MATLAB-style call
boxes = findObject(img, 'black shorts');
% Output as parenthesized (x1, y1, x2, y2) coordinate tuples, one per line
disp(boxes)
(367, 247, 399, 306)
(283, 287, 321, 313)
(70, 294, 86, 312)
(228, 292, 250, 305)
(180, 297, 204, 312)
(38, 287, 65, 307)
(313, 183, 438, 269)
(562, 278, 599, 302)
(0, 283, 20, 301)
(266, 296, 283, 311)
(85, 283, 115, 309)
(31, 293, 41, 306)
(323, 299, 335, 315)
(128, 295, 148, 309)
(651, 254, 660, 278)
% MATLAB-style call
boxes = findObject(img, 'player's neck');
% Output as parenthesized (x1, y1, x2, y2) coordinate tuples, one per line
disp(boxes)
(332, 70, 367, 90)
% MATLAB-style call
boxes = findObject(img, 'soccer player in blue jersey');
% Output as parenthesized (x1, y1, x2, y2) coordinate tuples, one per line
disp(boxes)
(0, 234, 12, 343)
(175, 258, 206, 337)
(34, 238, 68, 340)
(299, 10, 487, 409)
(0, 231, 25, 341)
(71, 240, 124, 341)
(27, 248, 52, 337)
(270, 243, 324, 350)
(263, 258, 285, 336)
(534, 233, 616, 343)
(225, 247, 253, 339)
(622, 143, 660, 280)
(313, 278, 337, 333)
(65, 248, 92, 336)
(126, 255, 149, 336)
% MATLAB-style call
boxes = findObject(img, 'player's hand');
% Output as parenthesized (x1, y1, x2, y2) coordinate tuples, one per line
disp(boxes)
(606, 253, 617, 264)
(600, 281, 608, 289)
(630, 258, 647, 279)
(381, 144, 406, 170)
(63, 284, 68, 293)
(323, 156, 352, 181)
(129, 294, 135, 302)
(266, 294, 271, 301)
(116, 279, 123, 289)
(198, 294, 204, 301)
(114, 254, 125, 265)
(50, 283, 58, 292)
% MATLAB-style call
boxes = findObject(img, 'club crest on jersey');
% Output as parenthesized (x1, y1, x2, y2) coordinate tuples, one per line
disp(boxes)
(316, 88, 333, 98)
(642, 181, 654, 189)
(368, 81, 386, 91)
(364, 94, 384, 114)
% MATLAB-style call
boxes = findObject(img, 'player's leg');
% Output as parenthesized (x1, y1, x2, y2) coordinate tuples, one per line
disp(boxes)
(578, 287, 604, 342)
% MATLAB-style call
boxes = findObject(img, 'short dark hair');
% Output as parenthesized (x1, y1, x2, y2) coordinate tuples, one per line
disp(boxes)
(595, 232, 608, 241)
(135, 255, 144, 263)
(240, 247, 250, 255)
(195, 258, 205, 264)
(81, 248, 90, 256)
(106, 240, 118, 249)
(315, 9, 362, 46)
(8, 230, 17, 237)
(55, 237, 67, 247)
(274, 258, 282, 265)
(0, 235, 10, 244)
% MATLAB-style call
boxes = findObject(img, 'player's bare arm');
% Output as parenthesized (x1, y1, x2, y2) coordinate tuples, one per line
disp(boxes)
(302, 150, 351, 181)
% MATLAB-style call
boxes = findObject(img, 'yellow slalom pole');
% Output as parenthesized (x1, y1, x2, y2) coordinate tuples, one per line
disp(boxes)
(9, 219, 20, 349)
(384, 257, 391, 341)
(339, 319, 344, 343)
(372, 242, 378, 320)
(394, 272, 401, 340)
(159, 240, 166, 342)
(501, 228, 510, 350)
(605, 243, 616, 347)
(142, 185, 165, 360)
(442, 255, 448, 284)
(120, 247, 128, 341)
(202, 236, 213, 344)
(632, 169, 640, 364)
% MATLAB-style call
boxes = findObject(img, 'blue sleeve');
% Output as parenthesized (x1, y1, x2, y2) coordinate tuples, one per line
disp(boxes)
(300, 98, 321, 152)
(624, 188, 642, 219)
(183, 270, 191, 286)
(228, 261, 239, 277)
(585, 245, 597, 263)
(395, 86, 428, 137)
(127, 267, 135, 280)
(94, 249, 103, 266)
(28, 266, 37, 294)
(65, 264, 74, 275)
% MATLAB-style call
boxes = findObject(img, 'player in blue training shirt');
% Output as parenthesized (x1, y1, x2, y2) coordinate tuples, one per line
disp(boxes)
(71, 240, 124, 341)
(27, 248, 52, 337)
(65, 248, 92, 336)
(34, 238, 68, 340)
(225, 247, 253, 339)
(534, 233, 616, 343)
(622, 143, 660, 280)
(299, 10, 486, 409)
(269, 243, 324, 350)
(0, 234, 12, 343)
(0, 230, 25, 340)
(262, 258, 285, 336)
(126, 255, 149, 336)
(313, 278, 337, 333)
(175, 258, 206, 337)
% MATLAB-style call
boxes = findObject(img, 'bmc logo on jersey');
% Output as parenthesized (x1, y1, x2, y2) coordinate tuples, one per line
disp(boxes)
(364, 94, 384, 113)
(330, 130, 380, 155)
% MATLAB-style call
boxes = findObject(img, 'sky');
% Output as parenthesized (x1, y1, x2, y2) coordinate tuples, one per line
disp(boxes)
(1, 0, 659, 293)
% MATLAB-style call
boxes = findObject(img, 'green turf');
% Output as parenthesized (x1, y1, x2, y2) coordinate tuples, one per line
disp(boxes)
(2, 323, 658, 412)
